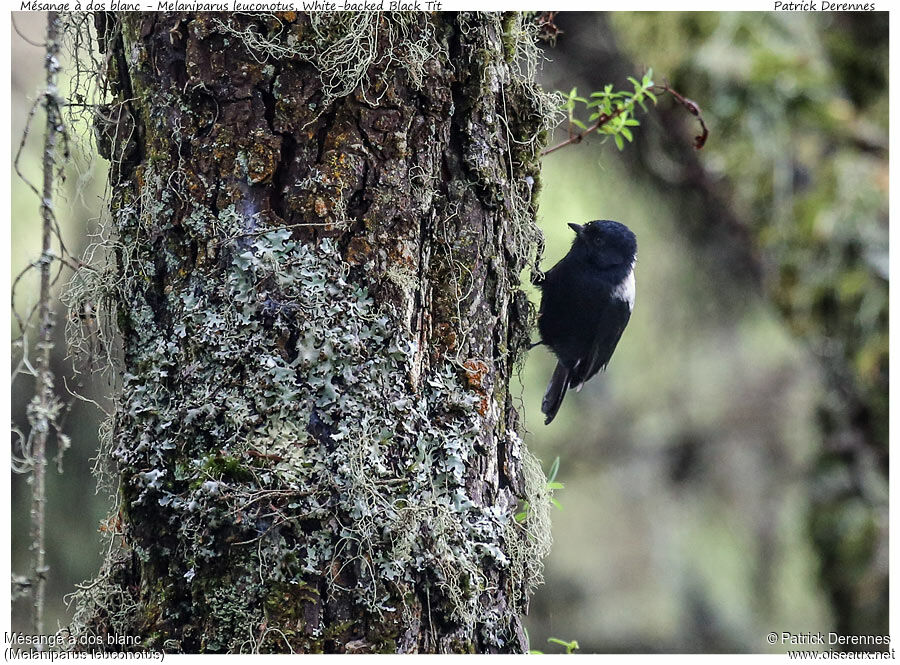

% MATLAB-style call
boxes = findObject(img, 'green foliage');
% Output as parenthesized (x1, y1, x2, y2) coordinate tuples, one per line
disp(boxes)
(560, 70, 656, 151)
(547, 637, 580, 654)
(529, 636, 580, 655)
(544, 456, 564, 511)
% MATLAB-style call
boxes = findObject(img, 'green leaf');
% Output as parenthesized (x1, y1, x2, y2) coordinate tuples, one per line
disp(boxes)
(547, 456, 561, 484)
(571, 118, 587, 130)
(621, 127, 633, 142)
(550, 497, 564, 511)
(547, 638, 580, 654)
(515, 500, 531, 523)
(614, 133, 624, 151)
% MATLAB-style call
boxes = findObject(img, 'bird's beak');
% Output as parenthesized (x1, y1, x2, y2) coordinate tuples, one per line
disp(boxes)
(568, 223, 584, 237)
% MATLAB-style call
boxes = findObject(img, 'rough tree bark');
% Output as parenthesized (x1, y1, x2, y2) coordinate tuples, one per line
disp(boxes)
(73, 11, 555, 654)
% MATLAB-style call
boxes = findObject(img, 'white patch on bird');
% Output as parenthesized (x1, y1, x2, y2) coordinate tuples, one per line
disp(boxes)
(572, 360, 584, 392)
(612, 263, 635, 311)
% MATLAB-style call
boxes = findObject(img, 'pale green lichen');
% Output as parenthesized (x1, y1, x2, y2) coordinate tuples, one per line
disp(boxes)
(69, 205, 551, 650)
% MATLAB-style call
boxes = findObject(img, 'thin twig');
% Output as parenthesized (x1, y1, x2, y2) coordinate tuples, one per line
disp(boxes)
(12, 14, 44, 48)
(29, 11, 63, 637)
(541, 80, 710, 156)
(659, 79, 709, 150)
(541, 105, 628, 157)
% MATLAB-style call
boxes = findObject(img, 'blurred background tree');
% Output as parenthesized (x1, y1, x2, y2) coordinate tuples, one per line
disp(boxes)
(522, 11, 887, 652)
(11, 10, 112, 639)
(11, 10, 888, 653)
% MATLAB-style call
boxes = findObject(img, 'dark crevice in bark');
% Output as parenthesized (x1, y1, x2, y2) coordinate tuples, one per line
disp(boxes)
(103, 13, 145, 172)
(314, 106, 338, 164)
(272, 130, 297, 224)
(345, 172, 370, 224)
(259, 68, 297, 225)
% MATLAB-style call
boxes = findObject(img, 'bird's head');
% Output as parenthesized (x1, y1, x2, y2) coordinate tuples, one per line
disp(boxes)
(568, 220, 637, 269)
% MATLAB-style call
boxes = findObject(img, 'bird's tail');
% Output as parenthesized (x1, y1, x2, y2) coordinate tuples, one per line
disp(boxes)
(542, 362, 570, 425)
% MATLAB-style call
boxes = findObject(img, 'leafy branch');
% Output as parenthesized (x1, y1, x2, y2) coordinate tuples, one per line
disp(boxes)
(542, 69, 709, 156)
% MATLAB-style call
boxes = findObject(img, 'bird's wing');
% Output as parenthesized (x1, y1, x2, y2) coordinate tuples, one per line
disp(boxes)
(570, 300, 632, 390)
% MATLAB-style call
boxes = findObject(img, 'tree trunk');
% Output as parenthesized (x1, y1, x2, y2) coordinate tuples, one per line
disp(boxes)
(74, 11, 555, 654)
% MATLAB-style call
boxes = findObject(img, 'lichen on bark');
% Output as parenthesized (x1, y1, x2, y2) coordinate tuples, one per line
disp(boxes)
(67, 11, 559, 654)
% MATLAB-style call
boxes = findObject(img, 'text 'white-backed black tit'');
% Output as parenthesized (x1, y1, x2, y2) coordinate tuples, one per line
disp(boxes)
(536, 220, 636, 425)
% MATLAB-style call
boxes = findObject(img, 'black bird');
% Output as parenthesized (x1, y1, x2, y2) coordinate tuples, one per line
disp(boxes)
(537, 220, 637, 424)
